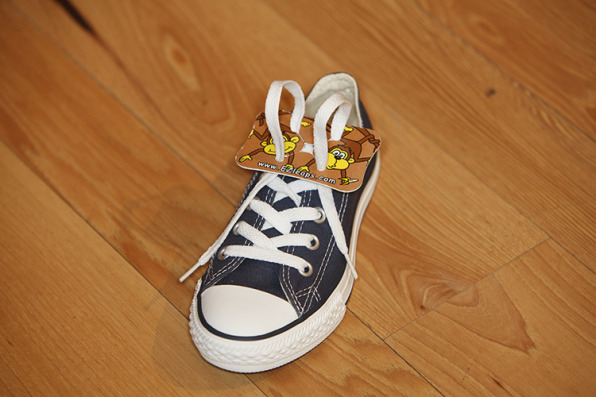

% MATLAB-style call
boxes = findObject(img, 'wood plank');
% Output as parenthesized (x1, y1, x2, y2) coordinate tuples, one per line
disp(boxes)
(3, 0, 548, 343)
(415, 0, 596, 136)
(251, 311, 440, 396)
(14, 1, 593, 269)
(13, 0, 339, 202)
(387, 240, 596, 396)
(0, 143, 261, 396)
(6, 1, 593, 393)
(0, 4, 445, 391)
(0, 355, 30, 397)
(261, 0, 595, 235)
(0, 1, 235, 312)
(20, 0, 593, 215)
(533, 199, 596, 269)
(4, 0, 593, 392)
(347, 94, 547, 337)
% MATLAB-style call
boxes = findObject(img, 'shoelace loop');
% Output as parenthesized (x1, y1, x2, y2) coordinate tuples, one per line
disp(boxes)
(312, 93, 353, 172)
(264, 80, 305, 163)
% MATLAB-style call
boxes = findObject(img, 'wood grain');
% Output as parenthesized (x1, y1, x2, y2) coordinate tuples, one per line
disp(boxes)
(4, 0, 548, 342)
(0, 143, 261, 396)
(14, 1, 593, 260)
(251, 311, 440, 396)
(0, 3, 444, 393)
(1, 0, 593, 394)
(387, 240, 596, 396)
(263, 0, 596, 247)
(415, 0, 596, 136)
(345, 94, 547, 337)
(13, 0, 339, 202)
(0, 1, 235, 312)
(533, 199, 596, 269)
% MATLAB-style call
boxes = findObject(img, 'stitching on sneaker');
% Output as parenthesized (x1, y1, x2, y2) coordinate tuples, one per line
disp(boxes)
(294, 191, 338, 300)
(238, 172, 260, 206)
(280, 189, 312, 314)
(302, 229, 335, 311)
(286, 189, 312, 313)
(295, 288, 321, 301)
(302, 192, 348, 312)
(293, 189, 328, 297)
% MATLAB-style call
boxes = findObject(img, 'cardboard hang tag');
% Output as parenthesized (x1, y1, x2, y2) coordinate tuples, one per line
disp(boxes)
(235, 111, 381, 192)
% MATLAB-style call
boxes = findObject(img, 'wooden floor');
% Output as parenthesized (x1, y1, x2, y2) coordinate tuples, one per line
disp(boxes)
(0, 0, 594, 395)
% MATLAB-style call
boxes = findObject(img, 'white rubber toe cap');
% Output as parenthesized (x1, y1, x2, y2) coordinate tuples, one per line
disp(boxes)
(200, 285, 299, 337)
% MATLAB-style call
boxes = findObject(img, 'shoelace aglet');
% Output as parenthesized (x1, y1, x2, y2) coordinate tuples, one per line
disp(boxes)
(179, 252, 211, 282)
(179, 262, 201, 283)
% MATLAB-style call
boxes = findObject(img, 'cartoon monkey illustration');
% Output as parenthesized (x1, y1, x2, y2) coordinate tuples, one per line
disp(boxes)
(298, 127, 380, 185)
(248, 112, 274, 139)
(239, 125, 300, 167)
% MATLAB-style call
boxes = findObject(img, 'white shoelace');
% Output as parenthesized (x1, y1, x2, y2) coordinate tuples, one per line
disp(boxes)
(179, 81, 358, 283)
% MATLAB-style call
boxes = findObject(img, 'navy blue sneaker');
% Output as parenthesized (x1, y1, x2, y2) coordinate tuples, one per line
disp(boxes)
(180, 73, 381, 372)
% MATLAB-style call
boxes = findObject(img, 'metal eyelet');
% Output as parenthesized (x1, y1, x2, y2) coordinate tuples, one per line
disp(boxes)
(217, 247, 229, 260)
(232, 223, 241, 235)
(307, 235, 320, 250)
(314, 207, 326, 223)
(300, 264, 313, 276)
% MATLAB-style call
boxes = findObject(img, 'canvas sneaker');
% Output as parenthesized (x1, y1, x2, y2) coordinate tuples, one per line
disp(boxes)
(179, 73, 381, 373)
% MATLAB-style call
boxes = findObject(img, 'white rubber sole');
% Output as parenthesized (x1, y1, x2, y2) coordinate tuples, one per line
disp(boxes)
(188, 154, 381, 373)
